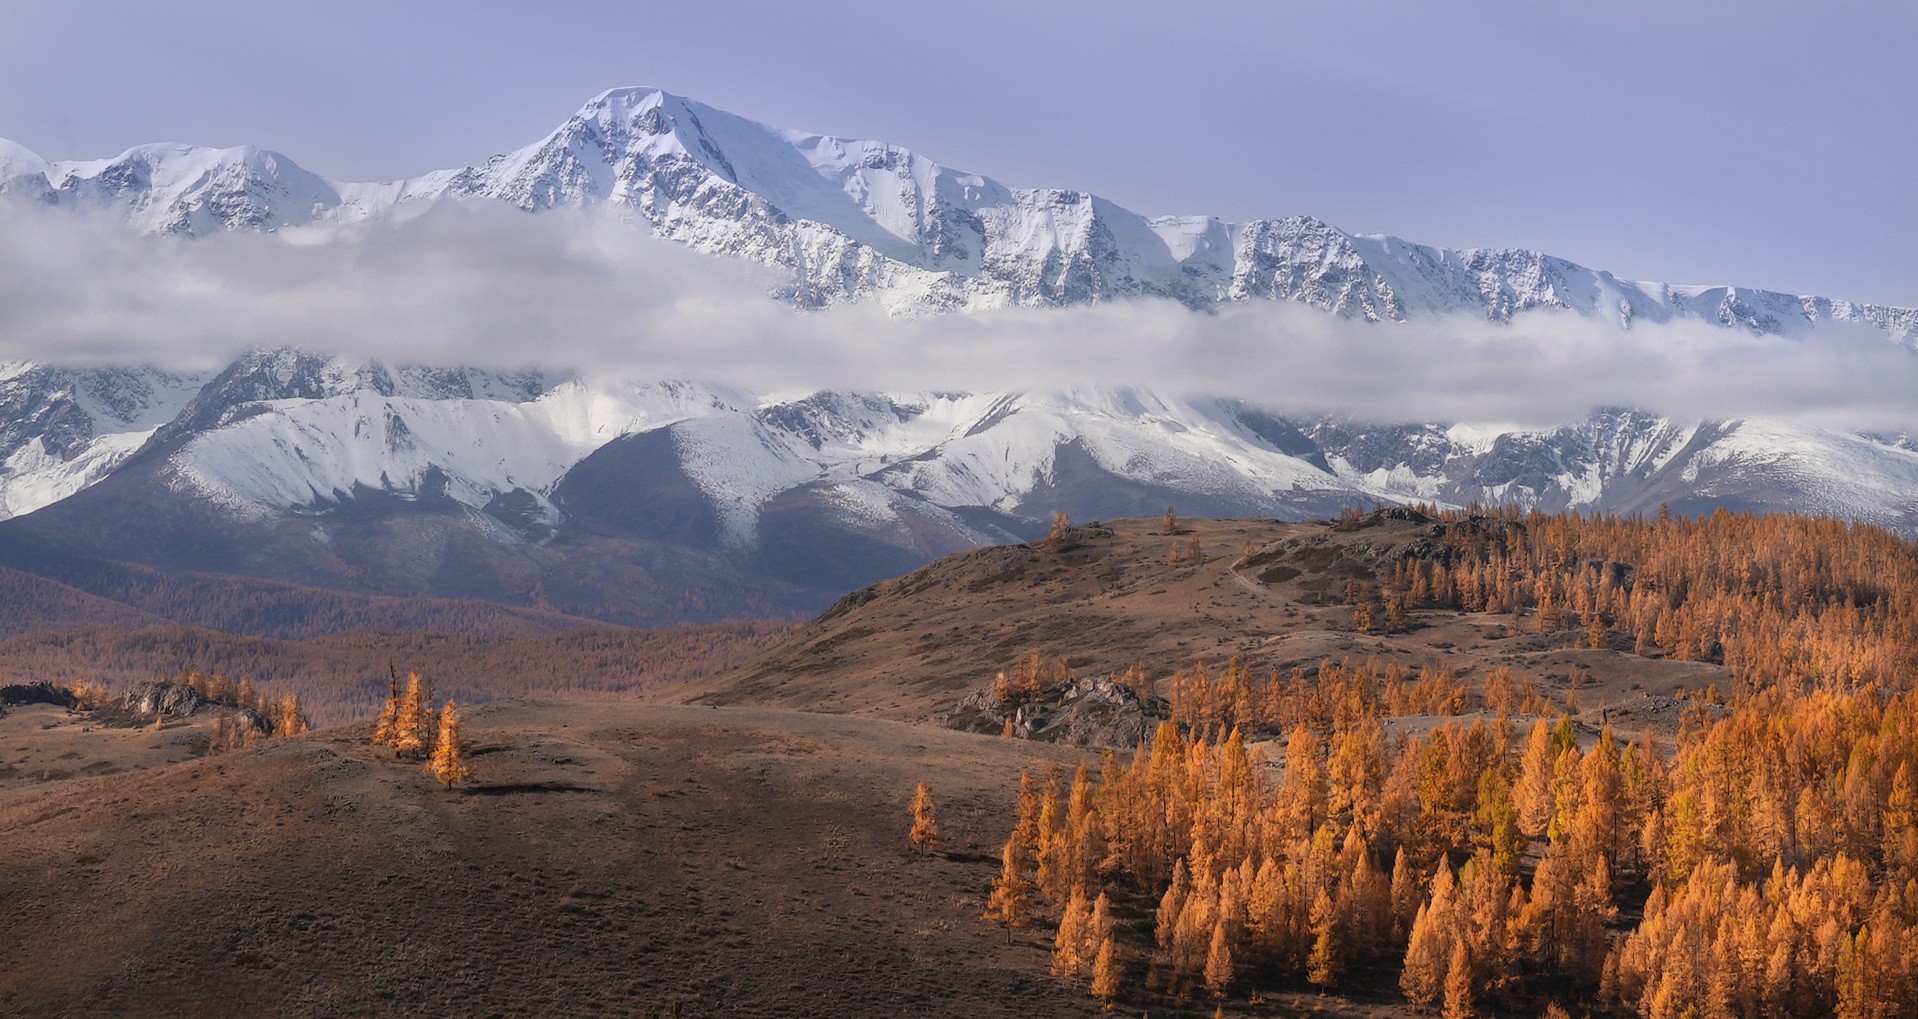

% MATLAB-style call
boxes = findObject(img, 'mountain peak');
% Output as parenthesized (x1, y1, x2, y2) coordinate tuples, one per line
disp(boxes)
(0, 138, 49, 179)
(577, 84, 676, 120)
(1, 89, 1912, 336)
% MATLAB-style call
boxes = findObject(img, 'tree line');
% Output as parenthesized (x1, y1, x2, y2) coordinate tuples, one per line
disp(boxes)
(983, 507, 1918, 1016)
(1344, 506, 1918, 695)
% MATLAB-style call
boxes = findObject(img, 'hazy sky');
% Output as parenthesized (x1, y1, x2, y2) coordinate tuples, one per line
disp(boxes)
(3, 1, 1913, 306)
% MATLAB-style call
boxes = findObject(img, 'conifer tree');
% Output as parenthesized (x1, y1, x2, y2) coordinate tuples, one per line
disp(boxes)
(1053, 886, 1093, 980)
(1442, 941, 1476, 1019)
(427, 700, 471, 790)
(909, 781, 940, 854)
(1514, 717, 1557, 838)
(392, 671, 432, 759)
(1389, 846, 1421, 938)
(371, 666, 402, 746)
(1089, 891, 1113, 955)
(1090, 933, 1122, 1004)
(1402, 866, 1458, 1009)
(277, 693, 307, 737)
(1045, 510, 1072, 552)
(985, 837, 1032, 943)
(1156, 858, 1190, 957)
(1305, 885, 1342, 987)
(1203, 917, 1234, 998)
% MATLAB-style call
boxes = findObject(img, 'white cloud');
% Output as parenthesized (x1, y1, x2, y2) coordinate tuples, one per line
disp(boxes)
(3, 200, 1915, 431)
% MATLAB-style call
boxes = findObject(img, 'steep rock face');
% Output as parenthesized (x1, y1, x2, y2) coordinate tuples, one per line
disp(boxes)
(0, 363, 206, 520)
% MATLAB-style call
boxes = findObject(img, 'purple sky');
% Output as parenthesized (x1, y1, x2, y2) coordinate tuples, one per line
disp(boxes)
(3, 1, 1912, 306)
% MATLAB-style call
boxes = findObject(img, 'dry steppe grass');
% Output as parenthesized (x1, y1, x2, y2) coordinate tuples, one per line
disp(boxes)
(1, 702, 1129, 1018)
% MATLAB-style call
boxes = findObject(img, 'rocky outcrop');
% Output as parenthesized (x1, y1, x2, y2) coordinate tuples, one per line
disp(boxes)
(944, 673, 1163, 749)
(0, 680, 75, 716)
(93, 680, 275, 737)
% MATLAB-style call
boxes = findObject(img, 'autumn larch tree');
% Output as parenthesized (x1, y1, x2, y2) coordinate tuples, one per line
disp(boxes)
(910, 781, 941, 854)
(1163, 506, 1179, 535)
(392, 670, 434, 760)
(427, 700, 471, 790)
(1053, 886, 1093, 980)
(1203, 916, 1235, 998)
(985, 836, 1032, 944)
(1090, 932, 1122, 1005)
(371, 665, 402, 746)
(1441, 940, 1476, 1019)
(1045, 510, 1072, 552)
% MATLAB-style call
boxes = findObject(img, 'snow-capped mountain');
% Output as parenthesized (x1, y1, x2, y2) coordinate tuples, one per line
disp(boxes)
(4, 89, 1918, 626)
(0, 362, 206, 519)
(4, 87, 1913, 336)
(1, 347, 1916, 630)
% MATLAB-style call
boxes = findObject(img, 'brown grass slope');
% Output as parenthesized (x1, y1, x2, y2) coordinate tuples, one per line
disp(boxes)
(0, 621, 795, 728)
(681, 515, 1726, 725)
(0, 513, 1775, 1018)
(0, 557, 625, 638)
(0, 701, 1113, 1019)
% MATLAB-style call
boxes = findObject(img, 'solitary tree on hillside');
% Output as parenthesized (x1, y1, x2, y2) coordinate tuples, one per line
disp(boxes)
(910, 781, 941, 854)
(1162, 506, 1179, 535)
(1045, 510, 1072, 552)
(428, 700, 471, 790)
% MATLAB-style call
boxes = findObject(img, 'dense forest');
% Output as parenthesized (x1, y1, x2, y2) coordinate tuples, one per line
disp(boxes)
(988, 509, 1918, 1016)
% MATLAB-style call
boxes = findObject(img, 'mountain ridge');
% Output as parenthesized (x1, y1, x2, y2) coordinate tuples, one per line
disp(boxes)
(4, 89, 1918, 627)
(4, 85, 1913, 335)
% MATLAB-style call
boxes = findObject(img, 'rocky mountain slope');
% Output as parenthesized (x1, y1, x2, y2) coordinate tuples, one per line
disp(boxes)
(3, 90, 1918, 624)
(4, 344, 1918, 628)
